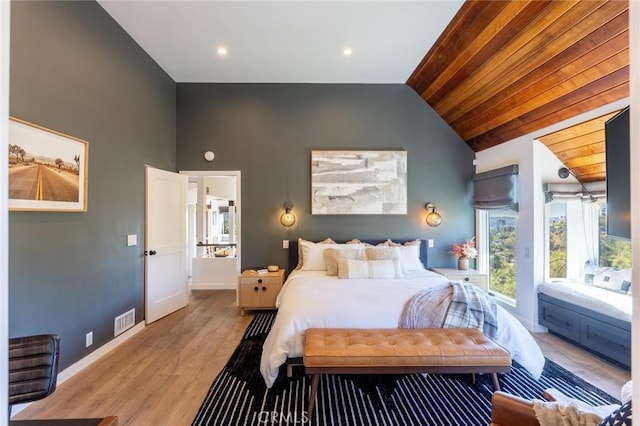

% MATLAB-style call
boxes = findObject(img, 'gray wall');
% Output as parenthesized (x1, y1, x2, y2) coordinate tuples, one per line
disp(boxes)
(177, 84, 476, 269)
(9, 1, 176, 369)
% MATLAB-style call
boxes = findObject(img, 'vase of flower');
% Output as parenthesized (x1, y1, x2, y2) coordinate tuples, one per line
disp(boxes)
(449, 238, 477, 270)
(458, 256, 469, 270)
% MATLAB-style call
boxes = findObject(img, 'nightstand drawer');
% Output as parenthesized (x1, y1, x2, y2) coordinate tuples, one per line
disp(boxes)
(430, 267, 488, 293)
(238, 275, 281, 286)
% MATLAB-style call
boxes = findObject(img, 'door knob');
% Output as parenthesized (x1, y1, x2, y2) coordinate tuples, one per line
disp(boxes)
(144, 250, 157, 256)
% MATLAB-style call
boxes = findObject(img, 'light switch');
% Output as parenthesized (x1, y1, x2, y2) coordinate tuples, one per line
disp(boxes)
(283, 240, 289, 249)
(428, 239, 434, 248)
(127, 234, 137, 246)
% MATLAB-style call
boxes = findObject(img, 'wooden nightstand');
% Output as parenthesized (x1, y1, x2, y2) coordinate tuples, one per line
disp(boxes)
(238, 269, 285, 315)
(431, 267, 489, 293)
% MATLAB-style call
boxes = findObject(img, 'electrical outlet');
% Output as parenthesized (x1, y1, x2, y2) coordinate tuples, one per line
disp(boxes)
(428, 239, 434, 248)
(86, 331, 93, 347)
(283, 239, 289, 249)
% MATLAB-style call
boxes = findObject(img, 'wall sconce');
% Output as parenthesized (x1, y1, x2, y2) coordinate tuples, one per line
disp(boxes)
(204, 151, 215, 161)
(558, 167, 571, 179)
(280, 202, 296, 227)
(425, 203, 442, 227)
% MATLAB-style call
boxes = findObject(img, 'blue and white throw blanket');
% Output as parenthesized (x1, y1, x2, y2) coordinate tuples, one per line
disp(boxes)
(399, 281, 498, 338)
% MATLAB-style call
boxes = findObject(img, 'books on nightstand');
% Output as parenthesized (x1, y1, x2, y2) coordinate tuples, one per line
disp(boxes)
(244, 267, 269, 274)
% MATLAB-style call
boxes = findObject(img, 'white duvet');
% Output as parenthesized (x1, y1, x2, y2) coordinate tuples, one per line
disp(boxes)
(260, 270, 545, 388)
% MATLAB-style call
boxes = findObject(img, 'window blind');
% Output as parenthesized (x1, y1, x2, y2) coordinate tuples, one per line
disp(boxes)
(473, 164, 519, 211)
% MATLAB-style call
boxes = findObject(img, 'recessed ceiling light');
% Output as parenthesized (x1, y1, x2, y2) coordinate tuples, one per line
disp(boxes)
(342, 48, 352, 57)
(216, 47, 228, 56)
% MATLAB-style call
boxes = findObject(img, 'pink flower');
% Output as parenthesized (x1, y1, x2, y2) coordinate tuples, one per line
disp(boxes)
(449, 238, 477, 259)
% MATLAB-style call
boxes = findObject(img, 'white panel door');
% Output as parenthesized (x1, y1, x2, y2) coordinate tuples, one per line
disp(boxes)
(145, 166, 188, 324)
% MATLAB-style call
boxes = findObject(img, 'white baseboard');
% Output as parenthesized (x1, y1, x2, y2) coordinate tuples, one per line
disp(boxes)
(190, 282, 236, 290)
(10, 321, 145, 418)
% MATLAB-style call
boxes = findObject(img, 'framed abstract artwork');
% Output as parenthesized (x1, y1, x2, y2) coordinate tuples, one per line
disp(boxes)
(8, 117, 88, 212)
(311, 150, 407, 215)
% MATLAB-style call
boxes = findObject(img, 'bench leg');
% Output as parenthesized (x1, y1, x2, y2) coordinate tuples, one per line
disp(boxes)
(307, 374, 320, 418)
(490, 373, 501, 391)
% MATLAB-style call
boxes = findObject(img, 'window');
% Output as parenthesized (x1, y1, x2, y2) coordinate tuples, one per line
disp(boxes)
(547, 202, 567, 278)
(543, 200, 631, 278)
(473, 165, 519, 303)
(479, 209, 517, 301)
(599, 204, 632, 268)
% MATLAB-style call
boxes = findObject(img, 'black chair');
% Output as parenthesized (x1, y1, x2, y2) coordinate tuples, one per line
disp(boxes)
(8, 335, 61, 417)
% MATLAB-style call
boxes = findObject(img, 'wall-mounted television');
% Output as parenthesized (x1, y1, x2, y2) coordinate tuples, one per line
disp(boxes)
(605, 106, 630, 240)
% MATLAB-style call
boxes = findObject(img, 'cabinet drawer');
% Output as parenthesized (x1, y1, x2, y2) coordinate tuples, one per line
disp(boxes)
(539, 300, 580, 341)
(580, 316, 631, 367)
(239, 275, 280, 286)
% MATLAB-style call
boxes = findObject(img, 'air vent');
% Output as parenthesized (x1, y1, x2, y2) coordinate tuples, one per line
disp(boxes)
(114, 308, 135, 337)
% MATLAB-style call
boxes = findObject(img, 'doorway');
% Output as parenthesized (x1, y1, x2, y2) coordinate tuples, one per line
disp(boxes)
(181, 170, 241, 290)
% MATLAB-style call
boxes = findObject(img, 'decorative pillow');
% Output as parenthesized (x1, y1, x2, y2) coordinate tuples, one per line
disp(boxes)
(295, 238, 335, 270)
(337, 259, 397, 279)
(581, 263, 632, 294)
(609, 269, 632, 295)
(365, 246, 399, 260)
(598, 400, 632, 426)
(582, 263, 613, 285)
(365, 247, 403, 278)
(324, 248, 361, 276)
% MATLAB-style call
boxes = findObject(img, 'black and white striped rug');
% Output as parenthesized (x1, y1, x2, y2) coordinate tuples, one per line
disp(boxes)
(192, 312, 619, 426)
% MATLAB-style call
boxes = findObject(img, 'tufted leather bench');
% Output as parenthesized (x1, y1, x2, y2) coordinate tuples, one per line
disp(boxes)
(303, 328, 511, 416)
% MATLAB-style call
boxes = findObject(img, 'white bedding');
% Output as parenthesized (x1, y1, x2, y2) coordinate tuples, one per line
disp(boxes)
(260, 270, 545, 388)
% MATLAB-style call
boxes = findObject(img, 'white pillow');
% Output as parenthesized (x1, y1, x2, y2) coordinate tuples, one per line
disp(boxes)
(295, 238, 335, 270)
(337, 259, 397, 279)
(397, 244, 425, 272)
(300, 241, 364, 271)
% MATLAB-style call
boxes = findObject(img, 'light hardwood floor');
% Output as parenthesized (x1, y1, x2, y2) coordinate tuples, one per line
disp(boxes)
(14, 290, 630, 425)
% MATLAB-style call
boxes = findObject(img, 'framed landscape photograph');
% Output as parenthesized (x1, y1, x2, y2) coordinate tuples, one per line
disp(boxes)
(8, 117, 88, 212)
(311, 150, 407, 215)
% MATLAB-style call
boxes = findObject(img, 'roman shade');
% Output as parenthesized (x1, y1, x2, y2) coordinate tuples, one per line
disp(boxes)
(543, 182, 606, 203)
(473, 165, 519, 211)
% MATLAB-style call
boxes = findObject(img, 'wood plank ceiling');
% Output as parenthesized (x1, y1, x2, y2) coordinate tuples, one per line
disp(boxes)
(537, 111, 618, 182)
(407, 0, 629, 183)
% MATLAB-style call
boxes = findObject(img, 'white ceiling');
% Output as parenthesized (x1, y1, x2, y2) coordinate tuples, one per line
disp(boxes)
(97, 1, 464, 83)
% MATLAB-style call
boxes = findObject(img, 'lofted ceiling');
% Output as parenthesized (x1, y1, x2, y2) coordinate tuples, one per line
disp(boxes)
(407, 0, 629, 182)
(97, 1, 630, 183)
(97, 1, 463, 84)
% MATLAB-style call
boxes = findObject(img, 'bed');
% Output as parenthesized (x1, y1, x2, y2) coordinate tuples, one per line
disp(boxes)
(259, 238, 545, 388)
